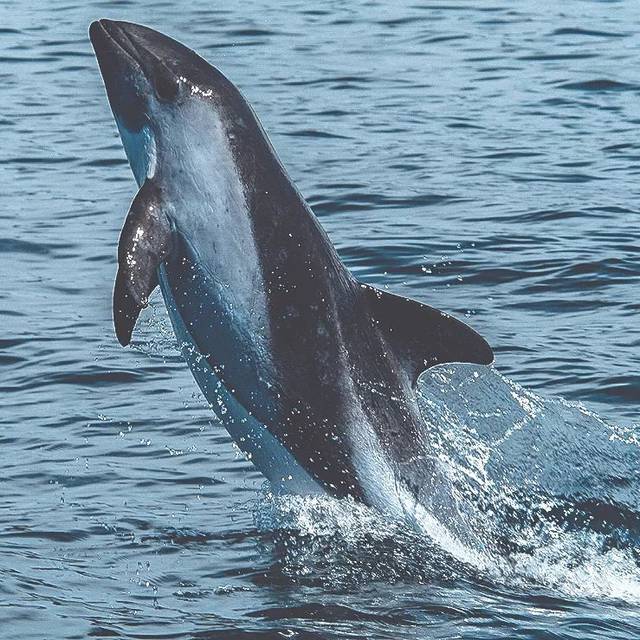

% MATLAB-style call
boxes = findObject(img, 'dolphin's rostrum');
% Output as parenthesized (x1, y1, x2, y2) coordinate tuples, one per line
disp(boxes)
(90, 20, 493, 519)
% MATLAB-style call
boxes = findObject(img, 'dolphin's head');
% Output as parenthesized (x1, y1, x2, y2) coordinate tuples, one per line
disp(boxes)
(89, 19, 254, 187)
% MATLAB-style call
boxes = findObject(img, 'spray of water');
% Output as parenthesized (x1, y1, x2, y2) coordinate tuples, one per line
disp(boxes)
(256, 365, 640, 601)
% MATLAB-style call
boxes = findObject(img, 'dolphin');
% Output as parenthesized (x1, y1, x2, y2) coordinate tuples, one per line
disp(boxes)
(89, 19, 493, 526)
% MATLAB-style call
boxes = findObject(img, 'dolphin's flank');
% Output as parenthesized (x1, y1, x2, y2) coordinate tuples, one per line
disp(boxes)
(89, 19, 493, 515)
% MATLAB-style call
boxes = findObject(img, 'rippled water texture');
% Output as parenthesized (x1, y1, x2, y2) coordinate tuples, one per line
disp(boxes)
(2, 1, 640, 638)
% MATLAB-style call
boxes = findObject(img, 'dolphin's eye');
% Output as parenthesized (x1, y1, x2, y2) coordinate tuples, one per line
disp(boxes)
(154, 70, 179, 102)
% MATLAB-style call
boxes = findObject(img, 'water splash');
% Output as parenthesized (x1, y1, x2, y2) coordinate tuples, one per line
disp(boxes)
(254, 491, 469, 587)
(255, 364, 640, 601)
(130, 293, 178, 358)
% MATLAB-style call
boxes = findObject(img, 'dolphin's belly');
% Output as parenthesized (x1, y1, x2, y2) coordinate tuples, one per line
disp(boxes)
(158, 265, 323, 496)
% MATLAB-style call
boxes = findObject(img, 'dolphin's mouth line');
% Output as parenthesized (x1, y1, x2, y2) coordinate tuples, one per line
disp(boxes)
(92, 19, 144, 71)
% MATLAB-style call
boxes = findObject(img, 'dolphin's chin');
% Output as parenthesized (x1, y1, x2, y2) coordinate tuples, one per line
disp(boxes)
(115, 117, 157, 186)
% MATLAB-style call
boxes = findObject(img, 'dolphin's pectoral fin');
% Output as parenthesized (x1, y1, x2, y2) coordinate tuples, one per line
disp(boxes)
(360, 283, 493, 384)
(114, 179, 173, 346)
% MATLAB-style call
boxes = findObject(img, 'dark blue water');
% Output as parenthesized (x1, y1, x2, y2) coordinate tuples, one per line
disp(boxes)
(2, 1, 640, 638)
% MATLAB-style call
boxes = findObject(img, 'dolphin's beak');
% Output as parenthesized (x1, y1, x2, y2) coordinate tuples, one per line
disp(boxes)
(90, 20, 182, 130)
(89, 19, 151, 132)
(89, 19, 137, 61)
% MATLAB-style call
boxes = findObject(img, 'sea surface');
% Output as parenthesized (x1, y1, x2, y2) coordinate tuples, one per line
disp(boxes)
(2, 1, 640, 638)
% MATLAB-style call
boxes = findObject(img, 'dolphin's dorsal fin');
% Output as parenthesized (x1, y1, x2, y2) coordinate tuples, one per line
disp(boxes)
(113, 179, 173, 346)
(360, 283, 493, 384)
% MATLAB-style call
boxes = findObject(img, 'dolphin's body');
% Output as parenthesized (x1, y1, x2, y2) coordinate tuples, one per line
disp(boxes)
(89, 20, 493, 526)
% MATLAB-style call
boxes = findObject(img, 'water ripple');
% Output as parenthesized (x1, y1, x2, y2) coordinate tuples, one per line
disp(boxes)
(2, 1, 640, 639)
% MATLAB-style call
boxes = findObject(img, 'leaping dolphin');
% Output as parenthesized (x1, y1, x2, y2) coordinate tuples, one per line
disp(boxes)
(89, 20, 493, 523)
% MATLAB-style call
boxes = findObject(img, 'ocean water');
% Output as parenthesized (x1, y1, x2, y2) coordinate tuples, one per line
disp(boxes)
(2, 1, 640, 638)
